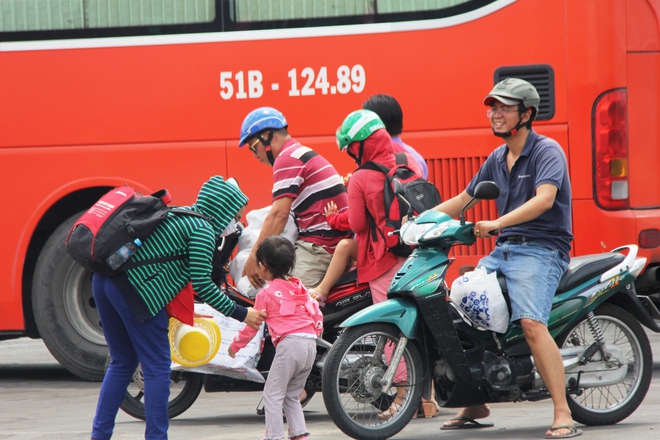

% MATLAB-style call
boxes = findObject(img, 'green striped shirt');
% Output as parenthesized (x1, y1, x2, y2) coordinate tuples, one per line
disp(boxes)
(126, 176, 249, 320)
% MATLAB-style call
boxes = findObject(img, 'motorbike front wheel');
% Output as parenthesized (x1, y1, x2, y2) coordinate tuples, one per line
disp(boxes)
(558, 303, 653, 426)
(322, 323, 424, 440)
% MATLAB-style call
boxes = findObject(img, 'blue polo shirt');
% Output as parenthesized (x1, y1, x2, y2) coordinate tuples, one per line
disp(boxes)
(466, 130, 573, 261)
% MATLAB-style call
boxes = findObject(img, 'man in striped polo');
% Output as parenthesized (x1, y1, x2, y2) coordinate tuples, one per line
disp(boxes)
(239, 107, 351, 289)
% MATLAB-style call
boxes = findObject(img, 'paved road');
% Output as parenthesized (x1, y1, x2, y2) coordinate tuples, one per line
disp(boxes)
(1, 332, 660, 440)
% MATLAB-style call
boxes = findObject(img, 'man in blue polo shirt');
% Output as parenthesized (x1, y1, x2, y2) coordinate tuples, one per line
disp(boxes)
(434, 78, 580, 439)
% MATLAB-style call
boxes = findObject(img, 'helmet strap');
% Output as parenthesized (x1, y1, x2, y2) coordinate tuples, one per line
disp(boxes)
(493, 115, 526, 139)
(356, 140, 365, 166)
(346, 140, 365, 166)
(258, 131, 276, 165)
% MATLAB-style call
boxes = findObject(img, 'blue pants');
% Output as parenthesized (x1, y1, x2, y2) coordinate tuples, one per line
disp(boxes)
(479, 241, 568, 325)
(91, 274, 171, 440)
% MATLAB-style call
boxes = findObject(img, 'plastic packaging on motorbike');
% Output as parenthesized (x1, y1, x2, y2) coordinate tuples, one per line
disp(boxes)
(172, 303, 266, 383)
(229, 206, 298, 298)
(450, 266, 509, 333)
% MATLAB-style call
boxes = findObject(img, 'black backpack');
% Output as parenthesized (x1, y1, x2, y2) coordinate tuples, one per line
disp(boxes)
(360, 154, 442, 257)
(65, 186, 210, 276)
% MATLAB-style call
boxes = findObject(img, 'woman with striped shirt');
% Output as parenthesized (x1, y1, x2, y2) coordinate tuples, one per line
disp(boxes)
(90, 176, 267, 440)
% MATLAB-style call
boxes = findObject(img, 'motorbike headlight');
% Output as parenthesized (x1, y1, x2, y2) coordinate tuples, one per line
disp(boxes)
(401, 221, 448, 245)
(419, 224, 449, 242)
(401, 222, 433, 245)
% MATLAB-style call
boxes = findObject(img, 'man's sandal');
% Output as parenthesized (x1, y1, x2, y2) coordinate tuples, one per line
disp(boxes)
(440, 416, 494, 430)
(545, 425, 583, 439)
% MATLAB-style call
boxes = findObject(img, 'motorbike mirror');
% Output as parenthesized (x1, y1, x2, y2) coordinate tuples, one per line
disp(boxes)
(459, 181, 500, 225)
(473, 181, 500, 200)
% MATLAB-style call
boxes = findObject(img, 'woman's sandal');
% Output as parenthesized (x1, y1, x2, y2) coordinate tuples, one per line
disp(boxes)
(420, 399, 441, 418)
(377, 399, 403, 420)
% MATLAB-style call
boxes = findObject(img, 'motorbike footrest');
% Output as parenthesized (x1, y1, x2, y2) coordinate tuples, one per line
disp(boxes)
(521, 390, 551, 402)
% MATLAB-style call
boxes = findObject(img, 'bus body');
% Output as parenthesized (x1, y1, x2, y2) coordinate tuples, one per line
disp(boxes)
(1, 0, 659, 380)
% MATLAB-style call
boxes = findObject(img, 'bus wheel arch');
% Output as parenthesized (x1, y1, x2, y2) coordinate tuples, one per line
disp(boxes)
(28, 188, 111, 381)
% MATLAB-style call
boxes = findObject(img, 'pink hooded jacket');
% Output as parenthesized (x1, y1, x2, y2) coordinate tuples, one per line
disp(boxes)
(230, 277, 323, 351)
(347, 129, 423, 283)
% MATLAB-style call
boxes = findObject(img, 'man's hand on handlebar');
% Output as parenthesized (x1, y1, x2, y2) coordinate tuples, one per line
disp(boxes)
(473, 220, 501, 238)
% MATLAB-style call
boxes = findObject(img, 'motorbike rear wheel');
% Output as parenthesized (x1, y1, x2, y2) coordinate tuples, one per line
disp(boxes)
(322, 323, 424, 440)
(113, 359, 204, 420)
(558, 303, 652, 426)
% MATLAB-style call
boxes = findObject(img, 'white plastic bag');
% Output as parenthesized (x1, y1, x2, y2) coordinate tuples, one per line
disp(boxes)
(236, 275, 259, 299)
(172, 303, 266, 383)
(450, 267, 509, 333)
(227, 250, 252, 292)
(228, 206, 298, 297)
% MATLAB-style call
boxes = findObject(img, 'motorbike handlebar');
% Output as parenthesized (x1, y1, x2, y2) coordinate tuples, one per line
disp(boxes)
(471, 227, 499, 237)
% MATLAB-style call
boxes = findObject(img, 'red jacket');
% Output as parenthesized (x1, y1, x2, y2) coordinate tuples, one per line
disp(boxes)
(328, 209, 350, 231)
(347, 129, 421, 283)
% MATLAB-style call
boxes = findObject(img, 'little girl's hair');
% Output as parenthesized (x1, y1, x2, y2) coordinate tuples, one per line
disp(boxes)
(256, 236, 296, 279)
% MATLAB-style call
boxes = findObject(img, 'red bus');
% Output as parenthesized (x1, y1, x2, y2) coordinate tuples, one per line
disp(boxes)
(1, 0, 659, 380)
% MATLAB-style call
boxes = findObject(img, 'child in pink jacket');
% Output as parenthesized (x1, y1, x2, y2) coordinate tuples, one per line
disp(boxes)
(229, 236, 323, 440)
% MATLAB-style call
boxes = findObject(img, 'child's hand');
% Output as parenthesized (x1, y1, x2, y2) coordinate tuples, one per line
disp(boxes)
(324, 201, 338, 217)
(343, 173, 352, 187)
(228, 347, 236, 358)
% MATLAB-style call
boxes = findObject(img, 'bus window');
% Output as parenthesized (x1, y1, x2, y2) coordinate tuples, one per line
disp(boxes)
(232, 0, 374, 22)
(230, 0, 475, 23)
(0, 0, 496, 38)
(0, 0, 216, 32)
(378, 0, 471, 13)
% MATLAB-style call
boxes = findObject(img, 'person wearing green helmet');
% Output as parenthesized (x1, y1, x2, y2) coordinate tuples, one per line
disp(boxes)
(434, 79, 578, 439)
(310, 109, 422, 307)
(335, 109, 436, 419)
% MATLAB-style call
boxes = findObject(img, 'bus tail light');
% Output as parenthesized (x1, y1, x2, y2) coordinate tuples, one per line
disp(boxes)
(639, 230, 660, 249)
(592, 89, 630, 210)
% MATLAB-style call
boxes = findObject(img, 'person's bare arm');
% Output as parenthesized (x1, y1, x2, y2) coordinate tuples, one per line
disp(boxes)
(474, 184, 558, 237)
(433, 190, 475, 219)
(242, 197, 293, 287)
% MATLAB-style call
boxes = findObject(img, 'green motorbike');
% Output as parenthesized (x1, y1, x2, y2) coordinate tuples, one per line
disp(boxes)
(321, 181, 659, 440)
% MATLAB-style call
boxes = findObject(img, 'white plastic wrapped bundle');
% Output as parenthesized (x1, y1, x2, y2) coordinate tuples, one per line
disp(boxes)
(228, 206, 298, 297)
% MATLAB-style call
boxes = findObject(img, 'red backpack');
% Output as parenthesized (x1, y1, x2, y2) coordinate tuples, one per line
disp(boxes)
(65, 186, 209, 275)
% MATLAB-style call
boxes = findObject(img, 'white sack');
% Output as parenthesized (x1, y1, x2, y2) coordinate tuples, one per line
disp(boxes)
(172, 303, 265, 383)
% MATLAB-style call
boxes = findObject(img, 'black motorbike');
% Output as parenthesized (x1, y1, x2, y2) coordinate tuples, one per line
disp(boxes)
(118, 225, 372, 420)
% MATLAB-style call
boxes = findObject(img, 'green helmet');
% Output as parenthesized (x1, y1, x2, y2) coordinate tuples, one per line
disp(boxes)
(335, 109, 386, 151)
(484, 78, 540, 119)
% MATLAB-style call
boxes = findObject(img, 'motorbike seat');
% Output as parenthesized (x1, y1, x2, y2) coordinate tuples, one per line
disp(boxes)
(497, 252, 625, 296)
(555, 252, 625, 293)
(333, 268, 358, 288)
